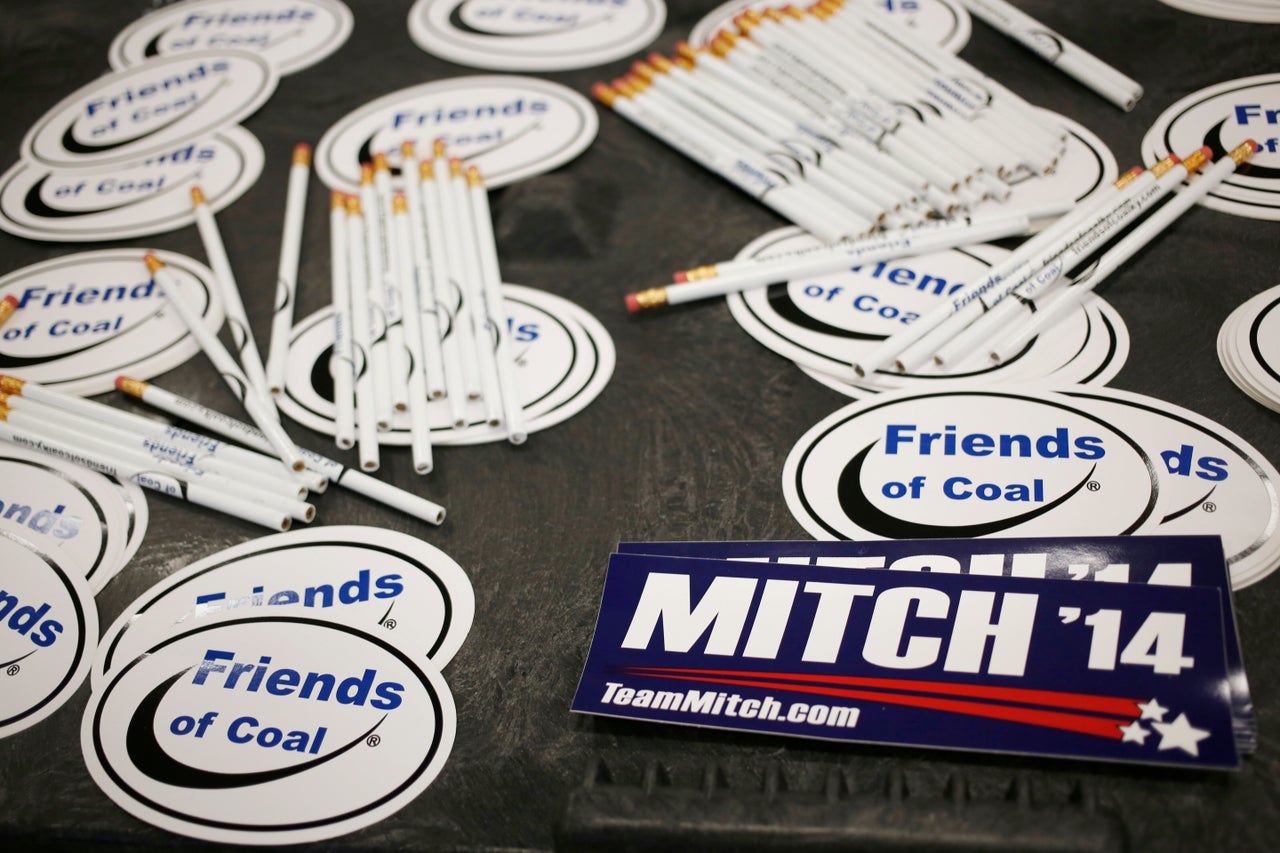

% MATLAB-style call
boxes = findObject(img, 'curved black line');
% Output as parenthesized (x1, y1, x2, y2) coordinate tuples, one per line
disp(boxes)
(1247, 294, 1280, 386)
(1160, 486, 1217, 525)
(834, 442, 1101, 538)
(126, 668, 385, 789)
(0, 649, 38, 668)
(0, 455, 112, 580)
(143, 31, 165, 58)
(378, 600, 395, 626)
(447, 3, 611, 37)
(275, 278, 293, 313)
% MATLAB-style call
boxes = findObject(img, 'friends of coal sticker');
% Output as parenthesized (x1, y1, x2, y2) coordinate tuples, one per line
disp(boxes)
(407, 0, 667, 72)
(0, 443, 134, 594)
(0, 531, 98, 739)
(93, 525, 475, 690)
(313, 75, 597, 191)
(109, 0, 354, 76)
(1141, 73, 1280, 221)
(22, 50, 276, 171)
(0, 128, 263, 242)
(616, 535, 1255, 752)
(0, 249, 224, 396)
(276, 284, 615, 444)
(82, 616, 455, 845)
(573, 551, 1239, 769)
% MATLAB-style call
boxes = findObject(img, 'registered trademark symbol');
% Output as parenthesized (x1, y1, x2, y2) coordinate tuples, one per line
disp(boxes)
(1203, 501, 1217, 513)
(6, 665, 19, 677)
(383, 619, 397, 630)
(1086, 481, 1101, 492)
(366, 735, 381, 747)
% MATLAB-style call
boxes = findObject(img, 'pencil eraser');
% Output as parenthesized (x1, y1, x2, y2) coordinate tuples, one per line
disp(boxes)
(1199, 145, 1213, 160)
(2, 294, 16, 307)
(673, 271, 688, 283)
(114, 375, 127, 391)
(624, 293, 641, 313)
(1245, 139, 1260, 153)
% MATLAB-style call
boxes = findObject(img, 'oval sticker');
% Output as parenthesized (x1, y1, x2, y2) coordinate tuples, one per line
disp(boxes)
(23, 49, 276, 170)
(408, 0, 667, 71)
(0, 249, 225, 396)
(0, 443, 133, 594)
(109, 0, 354, 76)
(82, 616, 454, 844)
(0, 531, 97, 739)
(93, 525, 475, 689)
(1141, 73, 1280, 221)
(0, 128, 263, 242)
(783, 387, 1158, 541)
(276, 283, 616, 445)
(314, 75, 597, 191)
(688, 0, 971, 53)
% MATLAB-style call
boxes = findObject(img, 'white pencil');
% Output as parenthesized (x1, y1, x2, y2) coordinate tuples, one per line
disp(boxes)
(0, 411, 292, 531)
(990, 140, 1259, 362)
(374, 153, 410, 413)
(265, 143, 311, 397)
(358, 163, 395, 429)
(391, 192, 434, 473)
(468, 165, 528, 444)
(144, 253, 305, 473)
(117, 377, 447, 525)
(0, 391, 308, 501)
(624, 212, 1035, 311)
(329, 190, 356, 450)
(433, 139, 486, 402)
(400, 141, 449, 400)
(957, 0, 1143, 111)
(418, 157, 471, 429)
(0, 374, 325, 493)
(190, 185, 272, 405)
(344, 195, 381, 471)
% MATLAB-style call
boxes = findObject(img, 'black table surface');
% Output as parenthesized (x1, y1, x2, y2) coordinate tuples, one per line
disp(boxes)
(1, 0, 1278, 850)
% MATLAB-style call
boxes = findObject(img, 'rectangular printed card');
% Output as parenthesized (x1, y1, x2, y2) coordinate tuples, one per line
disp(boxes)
(573, 550, 1240, 769)
(617, 535, 1255, 752)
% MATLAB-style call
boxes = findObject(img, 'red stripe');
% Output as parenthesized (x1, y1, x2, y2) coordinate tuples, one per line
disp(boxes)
(622, 666, 1141, 717)
(619, 670, 1128, 740)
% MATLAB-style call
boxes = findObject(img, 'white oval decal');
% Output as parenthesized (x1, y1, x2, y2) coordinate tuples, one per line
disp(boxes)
(0, 532, 97, 739)
(0, 128, 263, 242)
(314, 75, 597, 191)
(1141, 73, 1280, 221)
(109, 0, 354, 76)
(0, 249, 225, 396)
(408, 0, 667, 71)
(23, 50, 277, 170)
(783, 387, 1158, 541)
(83, 616, 454, 844)
(94, 525, 475, 689)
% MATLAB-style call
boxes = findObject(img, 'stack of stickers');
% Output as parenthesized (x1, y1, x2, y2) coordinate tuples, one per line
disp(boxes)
(573, 534, 1252, 768)
(0, 250, 224, 394)
(0, 443, 147, 595)
(81, 526, 471, 844)
(1141, 73, 1280, 222)
(1158, 0, 1280, 22)
(781, 385, 1280, 589)
(1218, 282, 1280, 411)
(0, 0, 354, 241)
(278, 76, 613, 445)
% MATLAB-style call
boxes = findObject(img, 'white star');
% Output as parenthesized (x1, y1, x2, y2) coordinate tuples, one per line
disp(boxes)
(1152, 713, 1212, 756)
(1119, 721, 1150, 744)
(1137, 698, 1168, 721)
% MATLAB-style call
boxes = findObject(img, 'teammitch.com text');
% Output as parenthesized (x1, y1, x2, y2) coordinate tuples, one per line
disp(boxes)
(599, 681, 860, 728)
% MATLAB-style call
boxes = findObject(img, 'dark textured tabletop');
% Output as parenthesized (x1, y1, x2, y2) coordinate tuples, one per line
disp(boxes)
(1, 1, 1277, 849)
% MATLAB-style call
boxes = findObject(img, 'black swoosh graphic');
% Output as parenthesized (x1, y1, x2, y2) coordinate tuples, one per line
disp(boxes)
(447, 3, 610, 37)
(0, 649, 37, 668)
(143, 31, 166, 59)
(23, 172, 187, 219)
(834, 442, 1100, 538)
(59, 79, 229, 155)
(1159, 486, 1217, 525)
(126, 668, 385, 789)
